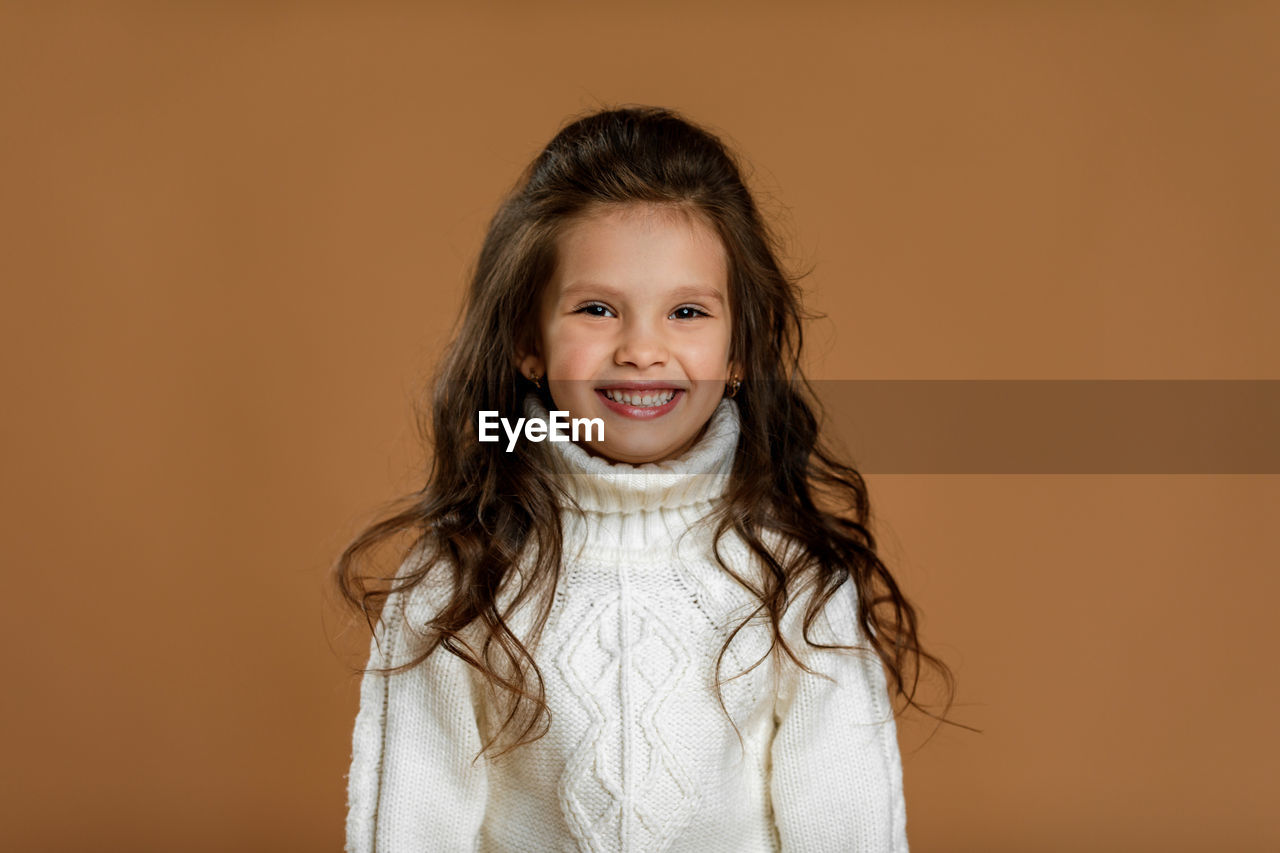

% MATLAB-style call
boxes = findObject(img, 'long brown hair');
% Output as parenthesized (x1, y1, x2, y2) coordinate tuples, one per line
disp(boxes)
(334, 104, 965, 761)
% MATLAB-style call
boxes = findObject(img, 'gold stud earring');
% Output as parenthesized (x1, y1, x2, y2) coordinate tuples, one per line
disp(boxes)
(529, 372, 543, 390)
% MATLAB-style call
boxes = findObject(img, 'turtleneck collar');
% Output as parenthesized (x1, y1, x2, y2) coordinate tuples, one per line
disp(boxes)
(522, 393, 741, 516)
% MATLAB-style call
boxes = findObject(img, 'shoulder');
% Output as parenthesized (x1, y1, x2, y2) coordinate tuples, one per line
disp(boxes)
(385, 535, 538, 654)
(375, 538, 459, 647)
(780, 566, 870, 667)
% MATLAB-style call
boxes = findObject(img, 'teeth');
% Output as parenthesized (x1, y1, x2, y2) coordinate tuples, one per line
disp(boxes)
(603, 389, 677, 407)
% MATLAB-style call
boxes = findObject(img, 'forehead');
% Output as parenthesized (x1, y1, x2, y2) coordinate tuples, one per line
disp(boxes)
(547, 203, 728, 300)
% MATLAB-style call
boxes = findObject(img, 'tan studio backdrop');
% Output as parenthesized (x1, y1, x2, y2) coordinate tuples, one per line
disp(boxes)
(2, 2, 1277, 851)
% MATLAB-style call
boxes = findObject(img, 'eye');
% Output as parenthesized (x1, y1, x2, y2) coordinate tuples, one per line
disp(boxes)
(573, 302, 615, 318)
(670, 305, 710, 320)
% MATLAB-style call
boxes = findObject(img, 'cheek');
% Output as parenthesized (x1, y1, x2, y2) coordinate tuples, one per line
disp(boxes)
(546, 325, 607, 379)
(683, 331, 733, 376)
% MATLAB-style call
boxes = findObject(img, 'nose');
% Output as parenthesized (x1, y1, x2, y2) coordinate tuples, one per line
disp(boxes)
(614, 317, 668, 369)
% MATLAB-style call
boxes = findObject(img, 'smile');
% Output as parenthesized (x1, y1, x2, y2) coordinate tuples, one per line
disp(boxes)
(595, 387, 684, 419)
(601, 388, 677, 406)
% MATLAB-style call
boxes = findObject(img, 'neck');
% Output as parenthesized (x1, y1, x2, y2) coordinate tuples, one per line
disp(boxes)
(521, 393, 742, 556)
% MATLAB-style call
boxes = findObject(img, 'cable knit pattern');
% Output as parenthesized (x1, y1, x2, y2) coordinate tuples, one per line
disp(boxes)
(345, 395, 909, 852)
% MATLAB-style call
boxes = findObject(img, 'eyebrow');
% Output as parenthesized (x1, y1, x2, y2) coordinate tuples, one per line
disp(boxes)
(557, 282, 726, 305)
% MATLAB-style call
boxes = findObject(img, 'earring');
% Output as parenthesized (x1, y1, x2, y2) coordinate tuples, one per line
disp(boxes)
(725, 375, 741, 398)
(529, 372, 543, 390)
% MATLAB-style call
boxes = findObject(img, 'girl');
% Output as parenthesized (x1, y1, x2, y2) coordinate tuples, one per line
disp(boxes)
(335, 105, 956, 852)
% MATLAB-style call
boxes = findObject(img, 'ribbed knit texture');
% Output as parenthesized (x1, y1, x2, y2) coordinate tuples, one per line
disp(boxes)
(346, 395, 909, 852)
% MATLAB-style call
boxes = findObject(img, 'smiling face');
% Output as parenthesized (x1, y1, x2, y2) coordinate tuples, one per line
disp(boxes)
(520, 203, 735, 465)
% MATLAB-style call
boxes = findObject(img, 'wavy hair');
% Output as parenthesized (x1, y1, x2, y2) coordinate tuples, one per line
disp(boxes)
(334, 104, 966, 760)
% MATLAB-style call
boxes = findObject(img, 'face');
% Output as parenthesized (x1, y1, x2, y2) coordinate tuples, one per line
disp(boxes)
(521, 203, 735, 464)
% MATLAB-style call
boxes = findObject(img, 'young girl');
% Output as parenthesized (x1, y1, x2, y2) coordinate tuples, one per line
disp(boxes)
(335, 105, 955, 852)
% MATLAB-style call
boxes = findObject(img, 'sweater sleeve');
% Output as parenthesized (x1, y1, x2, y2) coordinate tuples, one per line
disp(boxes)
(769, 580, 909, 852)
(345, 566, 488, 852)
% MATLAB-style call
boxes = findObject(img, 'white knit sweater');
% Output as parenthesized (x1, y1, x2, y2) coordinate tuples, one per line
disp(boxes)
(346, 395, 909, 852)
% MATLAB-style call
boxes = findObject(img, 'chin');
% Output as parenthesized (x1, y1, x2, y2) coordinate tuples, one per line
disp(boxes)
(600, 445, 654, 464)
(594, 441, 670, 465)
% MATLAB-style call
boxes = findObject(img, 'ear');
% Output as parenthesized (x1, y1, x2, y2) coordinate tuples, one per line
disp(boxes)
(516, 351, 545, 380)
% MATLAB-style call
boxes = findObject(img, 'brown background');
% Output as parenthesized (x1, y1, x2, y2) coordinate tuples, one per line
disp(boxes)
(2, 2, 1277, 850)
